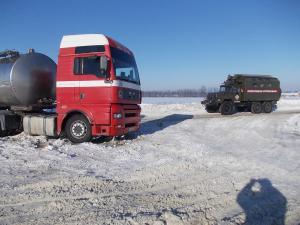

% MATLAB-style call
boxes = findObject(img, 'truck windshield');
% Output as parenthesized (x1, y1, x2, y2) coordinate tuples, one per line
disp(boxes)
(220, 86, 226, 92)
(220, 86, 238, 93)
(111, 47, 140, 84)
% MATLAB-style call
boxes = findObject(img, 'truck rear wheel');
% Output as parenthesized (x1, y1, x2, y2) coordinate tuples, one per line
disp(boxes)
(65, 114, 92, 143)
(251, 102, 262, 114)
(220, 101, 235, 115)
(262, 102, 273, 113)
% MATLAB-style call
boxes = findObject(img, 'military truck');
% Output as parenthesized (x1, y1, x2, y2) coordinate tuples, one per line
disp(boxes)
(201, 74, 281, 115)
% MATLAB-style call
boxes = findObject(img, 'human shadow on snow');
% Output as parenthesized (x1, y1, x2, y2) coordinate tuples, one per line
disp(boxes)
(236, 178, 287, 225)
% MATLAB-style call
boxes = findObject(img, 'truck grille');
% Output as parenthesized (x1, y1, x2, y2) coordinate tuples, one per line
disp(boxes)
(123, 105, 140, 128)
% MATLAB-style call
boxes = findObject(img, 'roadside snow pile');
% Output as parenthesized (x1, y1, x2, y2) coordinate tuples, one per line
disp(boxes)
(281, 92, 300, 98)
(277, 98, 300, 111)
(141, 97, 205, 117)
(282, 114, 300, 136)
(141, 102, 204, 117)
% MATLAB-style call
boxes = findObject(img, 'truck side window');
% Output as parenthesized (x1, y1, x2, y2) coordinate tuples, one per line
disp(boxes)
(82, 57, 100, 76)
(73, 57, 102, 77)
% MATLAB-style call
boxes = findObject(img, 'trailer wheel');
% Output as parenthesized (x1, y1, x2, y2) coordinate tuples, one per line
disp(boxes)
(65, 114, 92, 143)
(220, 101, 235, 115)
(262, 102, 273, 113)
(251, 102, 262, 114)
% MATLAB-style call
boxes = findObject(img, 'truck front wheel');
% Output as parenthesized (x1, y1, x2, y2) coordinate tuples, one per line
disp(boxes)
(251, 102, 262, 114)
(220, 101, 235, 115)
(262, 102, 273, 113)
(65, 115, 92, 143)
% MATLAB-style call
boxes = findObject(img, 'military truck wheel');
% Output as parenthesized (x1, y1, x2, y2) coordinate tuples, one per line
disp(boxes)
(251, 102, 262, 114)
(65, 114, 92, 143)
(262, 102, 273, 113)
(220, 101, 235, 115)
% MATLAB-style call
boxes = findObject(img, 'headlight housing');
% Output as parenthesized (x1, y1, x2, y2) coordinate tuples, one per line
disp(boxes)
(113, 113, 122, 119)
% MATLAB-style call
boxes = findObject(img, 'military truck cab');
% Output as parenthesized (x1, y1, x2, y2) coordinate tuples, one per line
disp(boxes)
(202, 74, 281, 115)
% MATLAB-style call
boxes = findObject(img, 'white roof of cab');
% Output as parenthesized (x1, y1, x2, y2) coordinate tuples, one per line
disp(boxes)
(60, 34, 109, 48)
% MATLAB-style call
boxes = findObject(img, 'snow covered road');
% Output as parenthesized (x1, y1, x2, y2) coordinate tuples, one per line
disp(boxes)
(0, 97, 300, 225)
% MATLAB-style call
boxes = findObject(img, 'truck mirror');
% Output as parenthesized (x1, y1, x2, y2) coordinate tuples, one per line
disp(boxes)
(99, 56, 109, 78)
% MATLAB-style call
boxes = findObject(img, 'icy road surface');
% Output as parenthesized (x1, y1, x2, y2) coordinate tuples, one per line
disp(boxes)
(0, 97, 300, 225)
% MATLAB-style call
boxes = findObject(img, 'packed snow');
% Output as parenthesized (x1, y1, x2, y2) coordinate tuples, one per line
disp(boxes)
(0, 96, 300, 225)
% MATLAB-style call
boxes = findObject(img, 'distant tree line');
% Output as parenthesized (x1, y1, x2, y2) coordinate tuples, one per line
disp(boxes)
(142, 86, 219, 97)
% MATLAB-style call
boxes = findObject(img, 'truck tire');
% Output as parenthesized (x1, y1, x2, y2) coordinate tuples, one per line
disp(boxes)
(251, 102, 262, 114)
(65, 114, 92, 143)
(220, 101, 235, 115)
(262, 102, 273, 113)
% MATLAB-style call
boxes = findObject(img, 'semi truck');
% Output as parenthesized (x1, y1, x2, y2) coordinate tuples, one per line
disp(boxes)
(201, 74, 281, 115)
(0, 34, 141, 143)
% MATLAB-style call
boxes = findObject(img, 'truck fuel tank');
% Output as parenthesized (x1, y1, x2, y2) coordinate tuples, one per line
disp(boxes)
(23, 114, 57, 137)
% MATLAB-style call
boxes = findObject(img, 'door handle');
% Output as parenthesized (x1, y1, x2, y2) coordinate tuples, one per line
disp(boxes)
(80, 93, 85, 99)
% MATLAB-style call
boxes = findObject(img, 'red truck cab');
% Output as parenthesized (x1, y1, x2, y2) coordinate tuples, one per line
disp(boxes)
(56, 34, 141, 142)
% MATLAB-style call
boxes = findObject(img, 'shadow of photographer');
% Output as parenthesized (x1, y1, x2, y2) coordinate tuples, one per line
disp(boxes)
(237, 178, 287, 225)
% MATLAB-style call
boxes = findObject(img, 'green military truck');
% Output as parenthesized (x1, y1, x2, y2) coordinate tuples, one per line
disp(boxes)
(201, 74, 281, 115)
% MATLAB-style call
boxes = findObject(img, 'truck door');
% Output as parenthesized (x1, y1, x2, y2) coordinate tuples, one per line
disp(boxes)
(75, 56, 111, 105)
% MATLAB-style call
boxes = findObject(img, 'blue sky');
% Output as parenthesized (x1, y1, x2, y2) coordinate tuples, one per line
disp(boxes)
(1, 0, 300, 91)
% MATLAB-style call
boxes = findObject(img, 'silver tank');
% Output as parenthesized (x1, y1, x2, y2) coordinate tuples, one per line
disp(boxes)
(0, 51, 56, 106)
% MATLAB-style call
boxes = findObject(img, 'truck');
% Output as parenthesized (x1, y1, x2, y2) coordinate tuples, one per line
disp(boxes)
(201, 74, 281, 115)
(0, 34, 141, 143)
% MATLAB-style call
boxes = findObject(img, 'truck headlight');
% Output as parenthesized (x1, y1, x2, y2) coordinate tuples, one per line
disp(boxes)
(113, 113, 122, 119)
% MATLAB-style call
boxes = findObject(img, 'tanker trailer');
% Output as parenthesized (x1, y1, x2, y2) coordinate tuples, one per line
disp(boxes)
(0, 49, 56, 135)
